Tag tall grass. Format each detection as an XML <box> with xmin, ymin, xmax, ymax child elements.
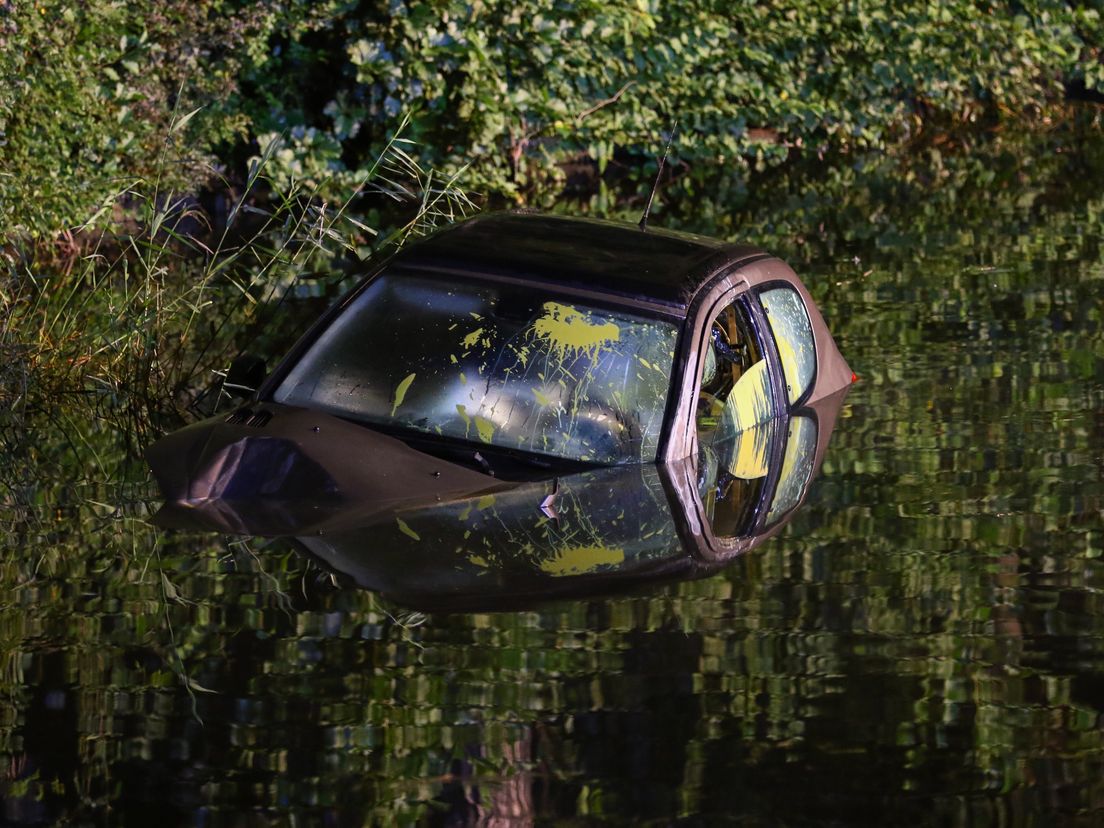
<box><xmin>2</xmin><ymin>115</ymin><xmax>475</xmax><ymax>479</ymax></box>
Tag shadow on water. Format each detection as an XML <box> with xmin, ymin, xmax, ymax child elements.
<box><xmin>4</xmin><ymin>124</ymin><xmax>1104</xmax><ymax>824</ymax></box>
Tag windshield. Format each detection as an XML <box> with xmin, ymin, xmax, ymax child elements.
<box><xmin>272</xmin><ymin>272</ymin><xmax>681</xmax><ymax>464</ymax></box>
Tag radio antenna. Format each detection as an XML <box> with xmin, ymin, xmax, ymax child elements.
<box><xmin>639</xmin><ymin>119</ymin><xmax>679</xmax><ymax>231</ymax></box>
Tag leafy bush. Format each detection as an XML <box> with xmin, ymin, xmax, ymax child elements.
<box><xmin>0</xmin><ymin>0</ymin><xmax>266</xmax><ymax>237</ymax></box>
<box><xmin>2</xmin><ymin>0</ymin><xmax>1102</xmax><ymax>238</ymax></box>
<box><xmin>0</xmin><ymin>121</ymin><xmax>473</xmax><ymax>470</ymax></box>
<box><xmin>246</xmin><ymin>0</ymin><xmax>1104</xmax><ymax>203</ymax></box>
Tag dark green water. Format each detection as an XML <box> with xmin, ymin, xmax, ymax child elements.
<box><xmin>4</xmin><ymin>132</ymin><xmax>1104</xmax><ymax>825</ymax></box>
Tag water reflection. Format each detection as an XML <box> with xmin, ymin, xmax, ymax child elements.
<box><xmin>155</xmin><ymin>392</ymin><xmax>847</xmax><ymax>612</ymax></box>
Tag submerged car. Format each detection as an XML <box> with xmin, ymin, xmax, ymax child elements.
<box><xmin>148</xmin><ymin>212</ymin><xmax>853</xmax><ymax>604</ymax></box>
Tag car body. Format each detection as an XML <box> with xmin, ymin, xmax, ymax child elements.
<box><xmin>148</xmin><ymin>212</ymin><xmax>853</xmax><ymax>606</ymax></box>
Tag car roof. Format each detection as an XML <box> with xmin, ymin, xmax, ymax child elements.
<box><xmin>387</xmin><ymin>211</ymin><xmax>769</xmax><ymax>314</ymax></box>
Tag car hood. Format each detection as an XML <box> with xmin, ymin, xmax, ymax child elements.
<box><xmin>147</xmin><ymin>403</ymin><xmax>511</xmax><ymax>535</ymax></box>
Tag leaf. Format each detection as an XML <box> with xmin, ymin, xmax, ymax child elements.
<box><xmin>345</xmin><ymin>214</ymin><xmax>378</xmax><ymax>236</ymax></box>
<box><xmin>170</xmin><ymin>106</ymin><xmax>203</xmax><ymax>134</ymax></box>
<box><xmin>160</xmin><ymin>572</ymin><xmax>179</xmax><ymax>602</ymax></box>
<box><xmin>185</xmin><ymin>677</ymin><xmax>218</xmax><ymax>694</ymax></box>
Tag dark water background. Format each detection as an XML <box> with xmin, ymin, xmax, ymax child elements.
<box><xmin>3</xmin><ymin>130</ymin><xmax>1104</xmax><ymax>825</ymax></box>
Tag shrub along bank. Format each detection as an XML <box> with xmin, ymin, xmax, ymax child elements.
<box><xmin>1</xmin><ymin>0</ymin><xmax>1102</xmax><ymax>238</ymax></box>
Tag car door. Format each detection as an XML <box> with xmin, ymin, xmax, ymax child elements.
<box><xmin>682</xmin><ymin>279</ymin><xmax>824</xmax><ymax>555</ymax></box>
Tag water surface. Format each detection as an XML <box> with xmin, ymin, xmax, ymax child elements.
<box><xmin>3</xmin><ymin>133</ymin><xmax>1104</xmax><ymax>825</ymax></box>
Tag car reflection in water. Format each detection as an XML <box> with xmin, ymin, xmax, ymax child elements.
<box><xmin>153</xmin><ymin>388</ymin><xmax>847</xmax><ymax>613</ymax></box>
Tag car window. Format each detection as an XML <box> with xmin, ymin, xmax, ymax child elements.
<box><xmin>696</xmin><ymin>417</ymin><xmax>776</xmax><ymax>542</ymax></box>
<box><xmin>765</xmin><ymin>414</ymin><xmax>818</xmax><ymax>523</ymax></box>
<box><xmin>272</xmin><ymin>273</ymin><xmax>679</xmax><ymax>464</ymax></box>
<box><xmin>759</xmin><ymin>285</ymin><xmax>816</xmax><ymax>405</ymax></box>
<box><xmin>696</xmin><ymin>299</ymin><xmax>775</xmax><ymax>453</ymax></box>
<box><xmin>694</xmin><ymin>299</ymin><xmax>778</xmax><ymax>539</ymax></box>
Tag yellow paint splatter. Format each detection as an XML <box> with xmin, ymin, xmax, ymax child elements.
<box><xmin>726</xmin><ymin>422</ymin><xmax>772</xmax><ymax>480</ymax></box>
<box><xmin>532</xmin><ymin>302</ymin><xmax>620</xmax><ymax>359</ymax></box>
<box><xmin>533</xmin><ymin>388</ymin><xmax>552</xmax><ymax>406</ymax></box>
<box><xmin>725</xmin><ymin>360</ymin><xmax>774</xmax><ymax>433</ymax></box>
<box><xmin>396</xmin><ymin>517</ymin><xmax>421</xmax><ymax>541</ymax></box>
<box><xmin>461</xmin><ymin>328</ymin><xmax>484</xmax><ymax>349</ymax></box>
<box><xmin>474</xmin><ymin>415</ymin><xmax>495</xmax><ymax>443</ymax></box>
<box><xmin>469</xmin><ymin>555</ymin><xmax>488</xmax><ymax>567</ymax></box>
<box><xmin>449</xmin><ymin>354</ymin><xmax>459</xmax><ymax>364</ymax></box>
<box><xmin>460</xmin><ymin>372</ymin><xmax>467</xmax><ymax>385</ymax></box>
<box><xmin>476</xmin><ymin>494</ymin><xmax>496</xmax><ymax>510</ymax></box>
<box><xmin>390</xmin><ymin>372</ymin><xmax>416</xmax><ymax>417</ymax></box>
<box><xmin>512</xmin><ymin>344</ymin><xmax>531</xmax><ymax>366</ymax></box>
<box><xmin>539</xmin><ymin>545</ymin><xmax>625</xmax><ymax>576</ymax></box>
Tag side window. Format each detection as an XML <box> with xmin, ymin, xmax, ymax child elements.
<box><xmin>695</xmin><ymin>299</ymin><xmax>776</xmax><ymax>541</ymax></box>
<box><xmin>760</xmin><ymin>286</ymin><xmax>816</xmax><ymax>405</ymax></box>
<box><xmin>695</xmin><ymin>300</ymin><xmax>774</xmax><ymax>446</ymax></box>
<box><xmin>765</xmin><ymin>414</ymin><xmax>818</xmax><ymax>523</ymax></box>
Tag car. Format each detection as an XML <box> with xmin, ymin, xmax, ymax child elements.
<box><xmin>147</xmin><ymin>211</ymin><xmax>853</xmax><ymax>603</ymax></box>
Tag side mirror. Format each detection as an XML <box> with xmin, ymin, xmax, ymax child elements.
<box><xmin>224</xmin><ymin>354</ymin><xmax>267</xmax><ymax>399</ymax></box>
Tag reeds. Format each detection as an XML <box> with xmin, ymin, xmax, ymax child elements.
<box><xmin>2</xmin><ymin>114</ymin><xmax>475</xmax><ymax>477</ymax></box>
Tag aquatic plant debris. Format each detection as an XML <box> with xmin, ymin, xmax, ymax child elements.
<box><xmin>532</xmin><ymin>302</ymin><xmax>620</xmax><ymax>359</ymax></box>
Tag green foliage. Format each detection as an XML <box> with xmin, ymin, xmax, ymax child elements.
<box><xmin>3</xmin><ymin>1</ymin><xmax>1102</xmax><ymax>238</ymax></box>
<box><xmin>246</xmin><ymin>0</ymin><xmax>1104</xmax><ymax>203</ymax></box>
<box><xmin>0</xmin><ymin>0</ymin><xmax>267</xmax><ymax>237</ymax></box>
<box><xmin>2</xmin><ymin>89</ymin><xmax>1104</xmax><ymax>826</ymax></box>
